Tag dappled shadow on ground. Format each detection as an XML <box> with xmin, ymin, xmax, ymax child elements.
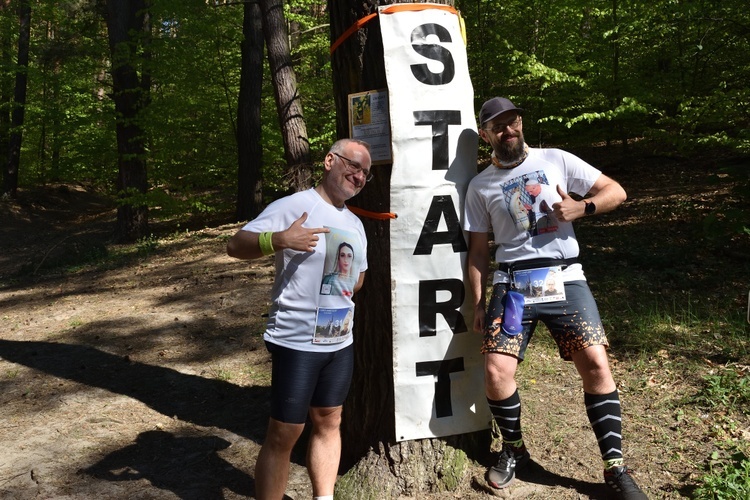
<box><xmin>85</xmin><ymin>430</ymin><xmax>254</xmax><ymax>499</ymax></box>
<box><xmin>0</xmin><ymin>339</ymin><xmax>269</xmax><ymax>442</ymax></box>
<box><xmin>516</xmin><ymin>459</ymin><xmax>605</xmax><ymax>498</ymax></box>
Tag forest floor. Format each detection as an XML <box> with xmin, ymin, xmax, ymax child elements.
<box><xmin>0</xmin><ymin>145</ymin><xmax>749</xmax><ymax>499</ymax></box>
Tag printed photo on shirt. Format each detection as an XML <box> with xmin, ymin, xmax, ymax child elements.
<box><xmin>502</xmin><ymin>171</ymin><xmax>560</xmax><ymax>237</ymax></box>
<box><xmin>320</xmin><ymin>228</ymin><xmax>361</xmax><ymax>297</ymax></box>
<box><xmin>313</xmin><ymin>306</ymin><xmax>354</xmax><ymax>344</ymax></box>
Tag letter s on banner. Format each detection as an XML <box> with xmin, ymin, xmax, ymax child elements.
<box><xmin>410</xmin><ymin>23</ymin><xmax>455</xmax><ymax>85</ymax></box>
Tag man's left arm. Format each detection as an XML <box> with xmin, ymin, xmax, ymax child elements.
<box><xmin>553</xmin><ymin>174</ymin><xmax>627</xmax><ymax>222</ymax></box>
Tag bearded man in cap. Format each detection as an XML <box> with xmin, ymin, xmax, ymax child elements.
<box><xmin>463</xmin><ymin>97</ymin><xmax>648</xmax><ymax>499</ymax></box>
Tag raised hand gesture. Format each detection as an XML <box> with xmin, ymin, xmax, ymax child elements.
<box><xmin>552</xmin><ymin>185</ymin><xmax>584</xmax><ymax>222</ymax></box>
<box><xmin>277</xmin><ymin>212</ymin><xmax>330</xmax><ymax>252</ymax></box>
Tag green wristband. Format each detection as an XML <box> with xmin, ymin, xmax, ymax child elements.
<box><xmin>259</xmin><ymin>231</ymin><xmax>275</xmax><ymax>256</ymax></box>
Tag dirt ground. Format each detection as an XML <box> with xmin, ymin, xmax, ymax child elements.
<box><xmin>0</xmin><ymin>151</ymin><xmax>747</xmax><ymax>499</ymax></box>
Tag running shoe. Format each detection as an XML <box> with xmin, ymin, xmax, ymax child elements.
<box><xmin>486</xmin><ymin>444</ymin><xmax>530</xmax><ymax>489</ymax></box>
<box><xmin>604</xmin><ymin>465</ymin><xmax>648</xmax><ymax>499</ymax></box>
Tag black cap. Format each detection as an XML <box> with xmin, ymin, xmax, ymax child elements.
<box><xmin>479</xmin><ymin>97</ymin><xmax>524</xmax><ymax>126</ymax></box>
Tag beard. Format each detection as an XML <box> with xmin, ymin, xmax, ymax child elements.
<box><xmin>495</xmin><ymin>129</ymin><xmax>526</xmax><ymax>163</ymax></box>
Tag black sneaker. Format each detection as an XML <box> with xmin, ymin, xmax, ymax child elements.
<box><xmin>604</xmin><ymin>465</ymin><xmax>648</xmax><ymax>499</ymax></box>
<box><xmin>486</xmin><ymin>445</ymin><xmax>530</xmax><ymax>489</ymax></box>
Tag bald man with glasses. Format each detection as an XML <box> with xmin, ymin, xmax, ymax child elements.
<box><xmin>227</xmin><ymin>138</ymin><xmax>372</xmax><ymax>500</ymax></box>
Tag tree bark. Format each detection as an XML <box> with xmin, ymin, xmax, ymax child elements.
<box><xmin>235</xmin><ymin>0</ymin><xmax>264</xmax><ymax>221</ymax></box>
<box><xmin>0</xmin><ymin>0</ymin><xmax>14</xmax><ymax>196</ymax></box>
<box><xmin>329</xmin><ymin>1</ymin><xmax>490</xmax><ymax>496</ymax></box>
<box><xmin>260</xmin><ymin>0</ymin><xmax>312</xmax><ymax>192</ymax></box>
<box><xmin>330</xmin><ymin>0</ymin><xmax>392</xmax><ymax>466</ymax></box>
<box><xmin>104</xmin><ymin>0</ymin><xmax>150</xmax><ymax>242</ymax></box>
<box><xmin>3</xmin><ymin>0</ymin><xmax>30</xmax><ymax>199</ymax></box>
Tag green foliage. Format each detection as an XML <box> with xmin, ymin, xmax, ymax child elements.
<box><xmin>460</xmin><ymin>0</ymin><xmax>750</xmax><ymax>149</ymax></box>
<box><xmin>2</xmin><ymin>0</ymin><xmax>749</xmax><ymax>221</ymax></box>
<box><xmin>702</xmin><ymin>161</ymin><xmax>750</xmax><ymax>241</ymax></box>
<box><xmin>5</xmin><ymin>0</ymin><xmax>336</xmax><ymax>216</ymax></box>
<box><xmin>136</xmin><ymin>234</ymin><xmax>160</xmax><ymax>256</ymax></box>
<box><xmin>694</xmin><ymin>447</ymin><xmax>750</xmax><ymax>500</ymax></box>
<box><xmin>540</xmin><ymin>97</ymin><xmax>651</xmax><ymax>129</ymax></box>
<box><xmin>695</xmin><ymin>369</ymin><xmax>750</xmax><ymax>412</ymax></box>
<box><xmin>13</xmin><ymin>1</ymin><xmax>116</xmax><ymax>188</ymax></box>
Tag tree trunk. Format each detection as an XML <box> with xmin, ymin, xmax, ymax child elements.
<box><xmin>330</xmin><ymin>1</ymin><xmax>490</xmax><ymax>496</ymax></box>
<box><xmin>235</xmin><ymin>0</ymin><xmax>264</xmax><ymax>221</ymax></box>
<box><xmin>610</xmin><ymin>0</ymin><xmax>625</xmax><ymax>150</ymax></box>
<box><xmin>331</xmin><ymin>0</ymin><xmax>394</xmax><ymax>465</ymax></box>
<box><xmin>3</xmin><ymin>0</ymin><xmax>30</xmax><ymax>199</ymax></box>
<box><xmin>0</xmin><ymin>0</ymin><xmax>13</xmax><ymax>195</ymax></box>
<box><xmin>260</xmin><ymin>0</ymin><xmax>312</xmax><ymax>192</ymax></box>
<box><xmin>105</xmin><ymin>0</ymin><xmax>150</xmax><ymax>242</ymax></box>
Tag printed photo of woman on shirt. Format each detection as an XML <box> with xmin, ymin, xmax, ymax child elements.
<box><xmin>320</xmin><ymin>229</ymin><xmax>361</xmax><ymax>297</ymax></box>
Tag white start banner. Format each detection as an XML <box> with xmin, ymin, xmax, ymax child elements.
<box><xmin>379</xmin><ymin>4</ymin><xmax>490</xmax><ymax>442</ymax></box>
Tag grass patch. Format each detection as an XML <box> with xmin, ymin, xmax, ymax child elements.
<box><xmin>694</xmin><ymin>446</ymin><xmax>750</xmax><ymax>500</ymax></box>
<box><xmin>207</xmin><ymin>366</ymin><xmax>233</xmax><ymax>381</ymax></box>
<box><xmin>695</xmin><ymin>368</ymin><xmax>750</xmax><ymax>412</ymax></box>
<box><xmin>600</xmin><ymin>291</ymin><xmax>749</xmax><ymax>362</ymax></box>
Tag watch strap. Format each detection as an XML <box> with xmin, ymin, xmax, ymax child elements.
<box><xmin>584</xmin><ymin>200</ymin><xmax>596</xmax><ymax>215</ymax></box>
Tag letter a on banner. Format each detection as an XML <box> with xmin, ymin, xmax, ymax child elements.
<box><xmin>380</xmin><ymin>4</ymin><xmax>490</xmax><ymax>442</ymax></box>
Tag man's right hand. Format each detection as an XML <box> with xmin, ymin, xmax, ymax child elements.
<box><xmin>473</xmin><ymin>305</ymin><xmax>486</xmax><ymax>334</ymax></box>
<box><xmin>276</xmin><ymin>212</ymin><xmax>330</xmax><ymax>253</ymax></box>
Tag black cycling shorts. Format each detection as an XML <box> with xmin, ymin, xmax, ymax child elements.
<box><xmin>266</xmin><ymin>341</ymin><xmax>354</xmax><ymax>424</ymax></box>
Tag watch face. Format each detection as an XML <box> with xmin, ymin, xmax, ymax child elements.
<box><xmin>585</xmin><ymin>201</ymin><xmax>596</xmax><ymax>215</ymax></box>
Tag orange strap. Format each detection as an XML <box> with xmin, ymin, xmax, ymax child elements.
<box><xmin>330</xmin><ymin>13</ymin><xmax>377</xmax><ymax>55</ymax></box>
<box><xmin>330</xmin><ymin>4</ymin><xmax>458</xmax><ymax>55</ymax></box>
<box><xmin>347</xmin><ymin>204</ymin><xmax>397</xmax><ymax>220</ymax></box>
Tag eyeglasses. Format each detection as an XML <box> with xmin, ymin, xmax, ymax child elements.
<box><xmin>484</xmin><ymin>115</ymin><xmax>522</xmax><ymax>134</ymax></box>
<box><xmin>332</xmin><ymin>152</ymin><xmax>374</xmax><ymax>182</ymax></box>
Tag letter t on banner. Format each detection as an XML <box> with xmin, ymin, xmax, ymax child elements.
<box><xmin>379</xmin><ymin>4</ymin><xmax>490</xmax><ymax>442</ymax></box>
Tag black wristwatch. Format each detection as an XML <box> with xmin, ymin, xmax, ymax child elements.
<box><xmin>584</xmin><ymin>200</ymin><xmax>596</xmax><ymax>215</ymax></box>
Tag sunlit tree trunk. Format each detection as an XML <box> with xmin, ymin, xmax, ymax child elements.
<box><xmin>236</xmin><ymin>1</ymin><xmax>264</xmax><ymax>221</ymax></box>
<box><xmin>260</xmin><ymin>0</ymin><xmax>312</xmax><ymax>192</ymax></box>
<box><xmin>105</xmin><ymin>0</ymin><xmax>151</xmax><ymax>241</ymax></box>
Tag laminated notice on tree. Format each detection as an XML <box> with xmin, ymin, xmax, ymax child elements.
<box><xmin>380</xmin><ymin>4</ymin><xmax>490</xmax><ymax>442</ymax></box>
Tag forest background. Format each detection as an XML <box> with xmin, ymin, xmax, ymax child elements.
<box><xmin>2</xmin><ymin>0</ymin><xmax>749</xmax><ymax>234</ymax></box>
<box><xmin>1</xmin><ymin>0</ymin><xmax>749</xmax><ymax>498</ymax></box>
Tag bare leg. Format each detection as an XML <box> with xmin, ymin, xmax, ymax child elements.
<box><xmin>571</xmin><ymin>345</ymin><xmax>616</xmax><ymax>394</ymax></box>
<box><xmin>307</xmin><ymin>406</ymin><xmax>343</xmax><ymax>497</ymax></box>
<box><xmin>484</xmin><ymin>352</ymin><xmax>520</xmax><ymax>400</ymax></box>
<box><xmin>254</xmin><ymin>417</ymin><xmax>305</xmax><ymax>500</ymax></box>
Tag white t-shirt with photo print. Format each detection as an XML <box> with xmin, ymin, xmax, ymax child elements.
<box><xmin>242</xmin><ymin>188</ymin><xmax>368</xmax><ymax>352</ymax></box>
<box><xmin>463</xmin><ymin>147</ymin><xmax>601</xmax><ymax>282</ymax></box>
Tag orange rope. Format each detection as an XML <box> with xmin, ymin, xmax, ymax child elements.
<box><xmin>330</xmin><ymin>13</ymin><xmax>377</xmax><ymax>55</ymax></box>
<box><xmin>330</xmin><ymin>5</ymin><xmax>458</xmax><ymax>55</ymax></box>
<box><xmin>347</xmin><ymin>204</ymin><xmax>397</xmax><ymax>220</ymax></box>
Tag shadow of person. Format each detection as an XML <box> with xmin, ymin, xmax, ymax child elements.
<box><xmin>515</xmin><ymin>458</ymin><xmax>609</xmax><ymax>498</ymax></box>
<box><xmin>0</xmin><ymin>339</ymin><xmax>269</xmax><ymax>441</ymax></box>
<box><xmin>85</xmin><ymin>430</ymin><xmax>253</xmax><ymax>499</ymax></box>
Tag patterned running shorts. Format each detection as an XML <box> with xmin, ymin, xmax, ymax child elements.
<box><xmin>481</xmin><ymin>280</ymin><xmax>608</xmax><ymax>361</ymax></box>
